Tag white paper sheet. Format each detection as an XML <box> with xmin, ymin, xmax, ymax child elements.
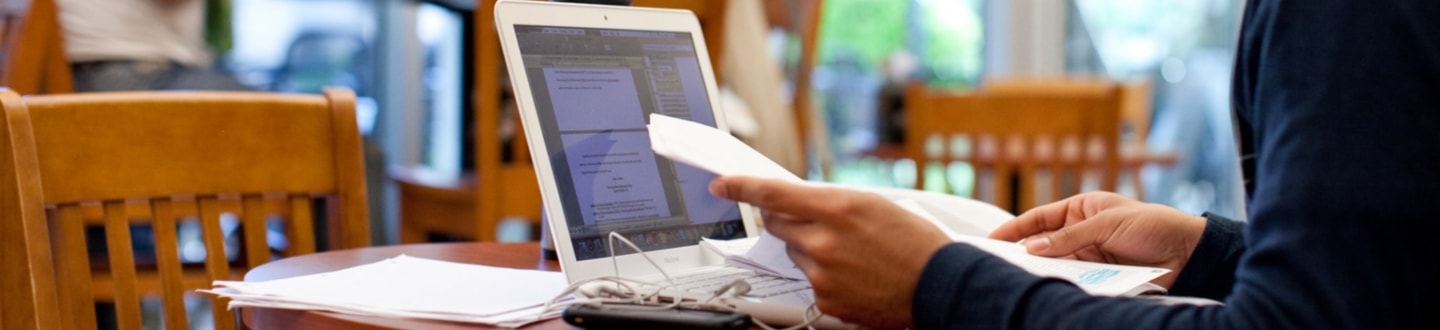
<box><xmin>201</xmin><ymin>255</ymin><xmax>569</xmax><ymax>327</ymax></box>
<box><xmin>648</xmin><ymin>114</ymin><xmax>803</xmax><ymax>183</ymax></box>
<box><xmin>701</xmin><ymin>236</ymin><xmax>759</xmax><ymax>257</ymax></box>
<box><xmin>702</xmin><ymin>235</ymin><xmax>806</xmax><ymax>280</ymax></box>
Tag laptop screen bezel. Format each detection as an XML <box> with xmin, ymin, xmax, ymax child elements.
<box><xmin>494</xmin><ymin>0</ymin><xmax>759</xmax><ymax>283</ymax></box>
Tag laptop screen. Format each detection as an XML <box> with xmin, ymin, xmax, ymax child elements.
<box><xmin>514</xmin><ymin>25</ymin><xmax>745</xmax><ymax>261</ymax></box>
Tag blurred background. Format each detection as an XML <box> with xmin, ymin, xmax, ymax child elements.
<box><xmin>2</xmin><ymin>0</ymin><xmax>1251</xmax><ymax>328</ymax></box>
<box><xmin>219</xmin><ymin>0</ymin><xmax>1245</xmax><ymax>242</ymax></box>
<box><xmin>3</xmin><ymin>0</ymin><xmax>1248</xmax><ymax>245</ymax></box>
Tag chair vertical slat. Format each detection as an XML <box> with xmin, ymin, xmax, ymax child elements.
<box><xmin>976</xmin><ymin>134</ymin><xmax>1000</xmax><ymax>206</ymax></box>
<box><xmin>150</xmin><ymin>199</ymin><xmax>190</xmax><ymax>330</ymax></box>
<box><xmin>1019</xmin><ymin>167</ymin><xmax>1037</xmax><ymax>212</ymax></box>
<box><xmin>1049</xmin><ymin>161</ymin><xmax>1064</xmax><ymax>207</ymax></box>
<box><xmin>102</xmin><ymin>202</ymin><xmax>142</xmax><ymax>330</ymax></box>
<box><xmin>1032</xmin><ymin>137</ymin><xmax>1053</xmax><ymax>207</ymax></box>
<box><xmin>993</xmin><ymin>162</ymin><xmax>1014</xmax><ymax>215</ymax></box>
<box><xmin>286</xmin><ymin>195</ymin><xmax>316</xmax><ymax>256</ymax></box>
<box><xmin>937</xmin><ymin>135</ymin><xmax>956</xmax><ymax>194</ymax></box>
<box><xmin>1062</xmin><ymin>135</ymin><xmax>1082</xmax><ymax>198</ymax></box>
<box><xmin>52</xmin><ymin>205</ymin><xmax>96</xmax><ymax>330</ymax></box>
<box><xmin>198</xmin><ymin>197</ymin><xmax>238</xmax><ymax>330</ymax></box>
<box><xmin>241</xmin><ymin>195</ymin><xmax>270</xmax><ymax>268</ymax></box>
<box><xmin>911</xmin><ymin>132</ymin><xmax>931</xmax><ymax>194</ymax></box>
<box><xmin>169</xmin><ymin>196</ymin><xmax>199</xmax><ymax>218</ymax></box>
<box><xmin>80</xmin><ymin>202</ymin><xmax>104</xmax><ymax>225</ymax></box>
<box><xmin>326</xmin><ymin>197</ymin><xmax>343</xmax><ymax>250</ymax></box>
<box><xmin>262</xmin><ymin>194</ymin><xmax>287</xmax><ymax>215</ymax></box>
<box><xmin>1016</xmin><ymin>136</ymin><xmax>1038</xmax><ymax>212</ymax></box>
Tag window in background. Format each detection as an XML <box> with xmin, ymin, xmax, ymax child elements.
<box><xmin>415</xmin><ymin>3</ymin><xmax>466</xmax><ymax>177</ymax></box>
<box><xmin>1066</xmin><ymin>0</ymin><xmax>1245</xmax><ymax>218</ymax></box>
<box><xmin>227</xmin><ymin>0</ymin><xmax>378</xmax><ymax>135</ymax></box>
<box><xmin>815</xmin><ymin>0</ymin><xmax>984</xmax><ymax>187</ymax></box>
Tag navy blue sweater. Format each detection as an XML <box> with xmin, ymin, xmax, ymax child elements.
<box><xmin>913</xmin><ymin>1</ymin><xmax>1440</xmax><ymax>328</ymax></box>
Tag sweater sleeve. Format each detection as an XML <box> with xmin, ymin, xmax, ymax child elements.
<box><xmin>1166</xmin><ymin>213</ymin><xmax>1245</xmax><ymax>300</ymax></box>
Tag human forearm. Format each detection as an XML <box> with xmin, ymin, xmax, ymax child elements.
<box><xmin>913</xmin><ymin>243</ymin><xmax>1240</xmax><ymax>329</ymax></box>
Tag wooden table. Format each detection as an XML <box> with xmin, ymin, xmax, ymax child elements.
<box><xmin>241</xmin><ymin>242</ymin><xmax>572</xmax><ymax>329</ymax></box>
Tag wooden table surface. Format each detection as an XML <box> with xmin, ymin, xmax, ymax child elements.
<box><xmin>241</xmin><ymin>242</ymin><xmax>573</xmax><ymax>329</ymax></box>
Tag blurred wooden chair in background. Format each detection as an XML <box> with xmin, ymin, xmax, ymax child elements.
<box><xmin>980</xmin><ymin>77</ymin><xmax>1174</xmax><ymax>200</ymax></box>
<box><xmin>0</xmin><ymin>89</ymin><xmax>369</xmax><ymax>330</ymax></box>
<box><xmin>0</xmin><ymin>0</ymin><xmax>73</xmax><ymax>95</ymax></box>
<box><xmin>905</xmin><ymin>83</ymin><xmax>1122</xmax><ymax>214</ymax></box>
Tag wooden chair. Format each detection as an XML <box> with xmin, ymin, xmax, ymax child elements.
<box><xmin>905</xmin><ymin>83</ymin><xmax>1122</xmax><ymax>214</ymax></box>
<box><xmin>0</xmin><ymin>0</ymin><xmax>73</xmax><ymax>94</ymax></box>
<box><xmin>0</xmin><ymin>88</ymin><xmax>370</xmax><ymax>330</ymax></box>
<box><xmin>980</xmin><ymin>77</ymin><xmax>1176</xmax><ymax>200</ymax></box>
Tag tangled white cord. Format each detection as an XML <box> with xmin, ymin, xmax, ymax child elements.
<box><xmin>536</xmin><ymin>232</ymin><xmax>826</xmax><ymax>330</ymax></box>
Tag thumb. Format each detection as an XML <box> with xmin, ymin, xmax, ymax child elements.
<box><xmin>1023</xmin><ymin>215</ymin><xmax>1118</xmax><ymax>257</ymax></box>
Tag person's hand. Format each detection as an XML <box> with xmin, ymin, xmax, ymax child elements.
<box><xmin>989</xmin><ymin>192</ymin><xmax>1207</xmax><ymax>288</ymax></box>
<box><xmin>710</xmin><ymin>176</ymin><xmax>951</xmax><ymax>329</ymax></box>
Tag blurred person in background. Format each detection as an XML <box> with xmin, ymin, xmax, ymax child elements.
<box><xmin>57</xmin><ymin>0</ymin><xmax>249</xmax><ymax>91</ymax></box>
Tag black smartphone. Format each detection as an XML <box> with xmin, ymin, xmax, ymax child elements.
<box><xmin>562</xmin><ymin>304</ymin><xmax>752</xmax><ymax>330</ymax></box>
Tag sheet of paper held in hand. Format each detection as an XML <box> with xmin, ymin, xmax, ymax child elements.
<box><xmin>650</xmin><ymin>114</ymin><xmax>1169</xmax><ymax>296</ymax></box>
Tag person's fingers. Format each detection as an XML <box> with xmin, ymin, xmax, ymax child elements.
<box><xmin>763</xmin><ymin>211</ymin><xmax>811</xmax><ymax>242</ymax></box>
<box><xmin>990</xmin><ymin>192</ymin><xmax>1130</xmax><ymax>241</ymax></box>
<box><xmin>710</xmin><ymin>176</ymin><xmax>813</xmax><ymax>209</ymax></box>
<box><xmin>1022</xmin><ymin>232</ymin><xmax>1055</xmax><ymax>243</ymax></box>
<box><xmin>785</xmin><ymin>244</ymin><xmax>820</xmax><ymax>280</ymax></box>
<box><xmin>711</xmin><ymin>175</ymin><xmax>871</xmax><ymax>221</ymax></box>
<box><xmin>990</xmin><ymin>197</ymin><xmax>1084</xmax><ymax>241</ymax></box>
<box><xmin>1024</xmin><ymin>211</ymin><xmax>1122</xmax><ymax>258</ymax></box>
<box><xmin>759</xmin><ymin>209</ymin><xmax>807</xmax><ymax>225</ymax></box>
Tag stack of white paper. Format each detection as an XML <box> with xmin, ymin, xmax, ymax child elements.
<box><xmin>201</xmin><ymin>255</ymin><xmax>569</xmax><ymax>327</ymax></box>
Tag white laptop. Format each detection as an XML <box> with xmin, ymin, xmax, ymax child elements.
<box><xmin>493</xmin><ymin>0</ymin><xmax>849</xmax><ymax>327</ymax></box>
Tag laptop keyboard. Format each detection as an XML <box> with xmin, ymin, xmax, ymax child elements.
<box><xmin>668</xmin><ymin>268</ymin><xmax>811</xmax><ymax>298</ymax></box>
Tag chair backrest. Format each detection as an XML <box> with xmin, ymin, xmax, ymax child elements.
<box><xmin>0</xmin><ymin>0</ymin><xmax>73</xmax><ymax>94</ymax></box>
<box><xmin>981</xmin><ymin>77</ymin><xmax>1152</xmax><ymax>142</ymax></box>
<box><xmin>905</xmin><ymin>83</ymin><xmax>1121</xmax><ymax>213</ymax></box>
<box><xmin>0</xmin><ymin>89</ymin><xmax>370</xmax><ymax>330</ymax></box>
